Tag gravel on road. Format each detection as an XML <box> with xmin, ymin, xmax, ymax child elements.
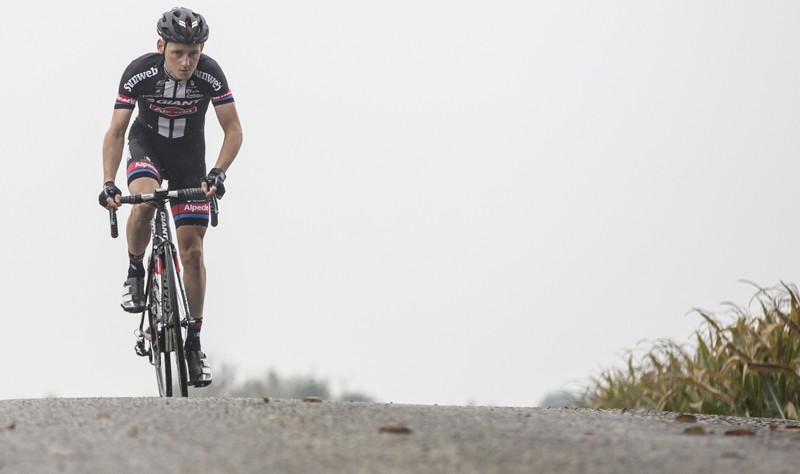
<box><xmin>1</xmin><ymin>398</ymin><xmax>799</xmax><ymax>473</ymax></box>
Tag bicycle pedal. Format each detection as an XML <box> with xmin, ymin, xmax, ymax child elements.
<box><xmin>134</xmin><ymin>341</ymin><xmax>150</xmax><ymax>357</ymax></box>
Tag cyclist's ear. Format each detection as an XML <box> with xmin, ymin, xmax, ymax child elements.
<box><xmin>157</xmin><ymin>38</ymin><xmax>165</xmax><ymax>54</ymax></box>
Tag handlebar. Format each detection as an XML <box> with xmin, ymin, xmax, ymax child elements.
<box><xmin>119</xmin><ymin>187</ymin><xmax>207</xmax><ymax>204</ymax></box>
<box><xmin>209</xmin><ymin>194</ymin><xmax>219</xmax><ymax>227</ymax></box>
<box><xmin>109</xmin><ymin>208</ymin><xmax>118</xmax><ymax>238</ymax></box>
<box><xmin>108</xmin><ymin>187</ymin><xmax>220</xmax><ymax>239</ymax></box>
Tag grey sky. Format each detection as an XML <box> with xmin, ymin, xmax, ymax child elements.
<box><xmin>1</xmin><ymin>1</ymin><xmax>799</xmax><ymax>406</ymax></box>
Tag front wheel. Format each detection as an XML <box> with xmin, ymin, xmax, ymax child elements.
<box><xmin>146</xmin><ymin>258</ymin><xmax>172</xmax><ymax>397</ymax></box>
<box><xmin>147</xmin><ymin>250</ymin><xmax>188</xmax><ymax>397</ymax></box>
<box><xmin>163</xmin><ymin>246</ymin><xmax>189</xmax><ymax>397</ymax></box>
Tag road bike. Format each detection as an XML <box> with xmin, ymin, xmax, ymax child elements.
<box><xmin>108</xmin><ymin>187</ymin><xmax>218</xmax><ymax>397</ymax></box>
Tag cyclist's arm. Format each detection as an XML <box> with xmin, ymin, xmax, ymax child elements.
<box><xmin>212</xmin><ymin>102</ymin><xmax>243</xmax><ymax>173</ymax></box>
<box><xmin>102</xmin><ymin>108</ymin><xmax>134</xmax><ymax>183</ymax></box>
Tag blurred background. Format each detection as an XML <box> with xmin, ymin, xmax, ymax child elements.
<box><xmin>1</xmin><ymin>1</ymin><xmax>799</xmax><ymax>406</ymax></box>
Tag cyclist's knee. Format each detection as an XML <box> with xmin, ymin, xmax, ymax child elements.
<box><xmin>177</xmin><ymin>229</ymin><xmax>205</xmax><ymax>268</ymax></box>
<box><xmin>128</xmin><ymin>176</ymin><xmax>159</xmax><ymax>194</ymax></box>
<box><xmin>180</xmin><ymin>242</ymin><xmax>204</xmax><ymax>269</ymax></box>
<box><xmin>130</xmin><ymin>201</ymin><xmax>156</xmax><ymax>222</ymax></box>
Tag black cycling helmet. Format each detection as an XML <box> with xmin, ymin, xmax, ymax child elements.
<box><xmin>157</xmin><ymin>7</ymin><xmax>209</xmax><ymax>44</ymax></box>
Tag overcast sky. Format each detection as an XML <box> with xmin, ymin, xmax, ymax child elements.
<box><xmin>2</xmin><ymin>1</ymin><xmax>799</xmax><ymax>406</ymax></box>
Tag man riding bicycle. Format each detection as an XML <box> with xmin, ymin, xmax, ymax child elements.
<box><xmin>98</xmin><ymin>7</ymin><xmax>243</xmax><ymax>388</ymax></box>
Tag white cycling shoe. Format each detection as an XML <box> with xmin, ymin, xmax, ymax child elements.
<box><xmin>187</xmin><ymin>350</ymin><xmax>213</xmax><ymax>387</ymax></box>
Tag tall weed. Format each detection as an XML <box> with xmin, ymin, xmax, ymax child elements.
<box><xmin>581</xmin><ymin>283</ymin><xmax>800</xmax><ymax>419</ymax></box>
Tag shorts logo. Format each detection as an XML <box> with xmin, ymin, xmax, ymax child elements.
<box><xmin>127</xmin><ymin>161</ymin><xmax>161</xmax><ymax>181</ymax></box>
<box><xmin>172</xmin><ymin>202</ymin><xmax>210</xmax><ymax>217</ymax></box>
<box><xmin>182</xmin><ymin>203</ymin><xmax>209</xmax><ymax>213</ymax></box>
<box><xmin>134</xmin><ymin>162</ymin><xmax>157</xmax><ymax>171</ymax></box>
<box><xmin>149</xmin><ymin>104</ymin><xmax>198</xmax><ymax>117</ymax></box>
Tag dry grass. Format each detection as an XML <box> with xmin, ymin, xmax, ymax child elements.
<box><xmin>580</xmin><ymin>282</ymin><xmax>800</xmax><ymax>419</ymax></box>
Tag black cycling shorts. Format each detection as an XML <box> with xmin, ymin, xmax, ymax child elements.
<box><xmin>125</xmin><ymin>123</ymin><xmax>210</xmax><ymax>228</ymax></box>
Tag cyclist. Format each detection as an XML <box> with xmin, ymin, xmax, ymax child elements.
<box><xmin>98</xmin><ymin>7</ymin><xmax>243</xmax><ymax>388</ymax></box>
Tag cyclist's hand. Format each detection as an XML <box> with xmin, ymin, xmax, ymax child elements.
<box><xmin>203</xmin><ymin>168</ymin><xmax>226</xmax><ymax>199</ymax></box>
<box><xmin>99</xmin><ymin>181</ymin><xmax>122</xmax><ymax>209</ymax></box>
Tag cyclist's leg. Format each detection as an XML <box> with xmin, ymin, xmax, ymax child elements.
<box><xmin>165</xmin><ymin>139</ymin><xmax>209</xmax><ymax>319</ymax></box>
<box><xmin>121</xmin><ymin>135</ymin><xmax>165</xmax><ymax>312</ymax></box>
<box><xmin>172</xmin><ymin>193</ymin><xmax>213</xmax><ymax>386</ymax></box>
<box><xmin>175</xmin><ymin>224</ymin><xmax>208</xmax><ymax>319</ymax></box>
<box><xmin>126</xmin><ymin>135</ymin><xmax>164</xmax><ymax>255</ymax></box>
<box><xmin>177</xmin><ymin>224</ymin><xmax>213</xmax><ymax>386</ymax></box>
<box><xmin>162</xmin><ymin>138</ymin><xmax>213</xmax><ymax>386</ymax></box>
<box><xmin>126</xmin><ymin>177</ymin><xmax>159</xmax><ymax>254</ymax></box>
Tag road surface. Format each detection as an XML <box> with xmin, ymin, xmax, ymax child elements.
<box><xmin>1</xmin><ymin>398</ymin><xmax>798</xmax><ymax>473</ymax></box>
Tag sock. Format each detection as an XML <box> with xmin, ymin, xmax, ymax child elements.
<box><xmin>128</xmin><ymin>252</ymin><xmax>145</xmax><ymax>278</ymax></box>
<box><xmin>186</xmin><ymin>318</ymin><xmax>203</xmax><ymax>351</ymax></box>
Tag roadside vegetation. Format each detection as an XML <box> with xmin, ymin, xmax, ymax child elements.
<box><xmin>195</xmin><ymin>364</ymin><xmax>374</xmax><ymax>402</ymax></box>
<box><xmin>580</xmin><ymin>283</ymin><xmax>800</xmax><ymax>419</ymax></box>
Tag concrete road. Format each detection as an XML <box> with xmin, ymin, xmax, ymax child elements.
<box><xmin>0</xmin><ymin>398</ymin><xmax>798</xmax><ymax>473</ymax></box>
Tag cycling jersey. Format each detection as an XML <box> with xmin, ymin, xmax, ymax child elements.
<box><xmin>114</xmin><ymin>52</ymin><xmax>234</xmax><ymax>140</ymax></box>
<box><xmin>115</xmin><ymin>52</ymin><xmax>234</xmax><ymax>227</ymax></box>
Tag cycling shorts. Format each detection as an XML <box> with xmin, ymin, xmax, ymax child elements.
<box><xmin>125</xmin><ymin>123</ymin><xmax>210</xmax><ymax>228</ymax></box>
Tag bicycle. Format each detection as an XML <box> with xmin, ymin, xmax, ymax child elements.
<box><xmin>108</xmin><ymin>187</ymin><xmax>218</xmax><ymax>397</ymax></box>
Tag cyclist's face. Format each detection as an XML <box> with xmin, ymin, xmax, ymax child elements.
<box><xmin>158</xmin><ymin>40</ymin><xmax>203</xmax><ymax>81</ymax></box>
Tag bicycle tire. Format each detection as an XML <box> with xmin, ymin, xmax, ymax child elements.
<box><xmin>147</xmin><ymin>255</ymin><xmax>171</xmax><ymax>397</ymax></box>
<box><xmin>164</xmin><ymin>351</ymin><xmax>173</xmax><ymax>397</ymax></box>
<box><xmin>163</xmin><ymin>246</ymin><xmax>189</xmax><ymax>397</ymax></box>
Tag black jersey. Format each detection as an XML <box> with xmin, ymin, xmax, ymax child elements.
<box><xmin>114</xmin><ymin>52</ymin><xmax>234</xmax><ymax>140</ymax></box>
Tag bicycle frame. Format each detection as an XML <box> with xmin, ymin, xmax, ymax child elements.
<box><xmin>146</xmin><ymin>197</ymin><xmax>191</xmax><ymax>396</ymax></box>
<box><xmin>110</xmin><ymin>187</ymin><xmax>217</xmax><ymax>397</ymax></box>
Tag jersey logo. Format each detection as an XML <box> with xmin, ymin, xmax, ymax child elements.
<box><xmin>212</xmin><ymin>91</ymin><xmax>233</xmax><ymax>103</ymax></box>
<box><xmin>116</xmin><ymin>94</ymin><xmax>136</xmax><ymax>106</ymax></box>
<box><xmin>148</xmin><ymin>104</ymin><xmax>198</xmax><ymax>117</ymax></box>
<box><xmin>193</xmin><ymin>70</ymin><xmax>223</xmax><ymax>92</ymax></box>
<box><xmin>123</xmin><ymin>67</ymin><xmax>159</xmax><ymax>92</ymax></box>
